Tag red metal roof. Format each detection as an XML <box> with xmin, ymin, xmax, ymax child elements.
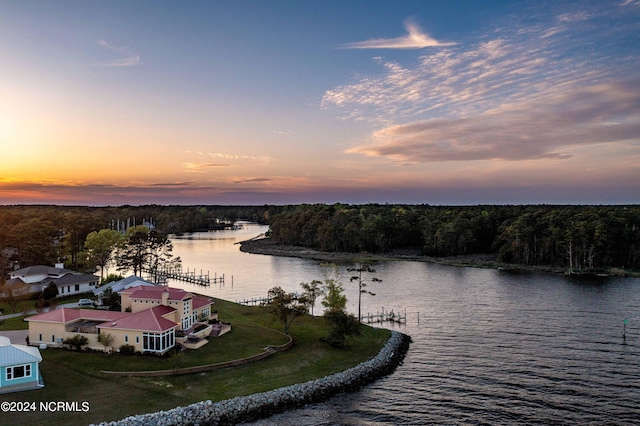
<box><xmin>126</xmin><ymin>286</ymin><xmax>192</xmax><ymax>302</ymax></box>
<box><xmin>192</xmin><ymin>295</ymin><xmax>213</xmax><ymax>310</ymax></box>
<box><xmin>25</xmin><ymin>308</ymin><xmax>129</xmax><ymax>324</ymax></box>
<box><xmin>97</xmin><ymin>305</ymin><xmax>178</xmax><ymax>332</ymax></box>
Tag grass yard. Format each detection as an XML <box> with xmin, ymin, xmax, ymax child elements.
<box><xmin>0</xmin><ymin>315</ymin><xmax>28</xmax><ymax>331</ymax></box>
<box><xmin>0</xmin><ymin>298</ymin><xmax>390</xmax><ymax>426</ymax></box>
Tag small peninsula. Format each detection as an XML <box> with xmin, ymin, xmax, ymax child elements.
<box><xmin>239</xmin><ymin>237</ymin><xmax>567</xmax><ymax>274</ymax></box>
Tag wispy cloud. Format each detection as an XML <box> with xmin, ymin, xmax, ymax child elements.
<box><xmin>341</xmin><ymin>19</ymin><xmax>456</xmax><ymax>49</ymax></box>
<box><xmin>324</xmin><ymin>3</ymin><xmax>640</xmax><ymax>165</ymax></box>
<box><xmin>233</xmin><ymin>177</ymin><xmax>273</xmax><ymax>184</ymax></box>
<box><xmin>148</xmin><ymin>182</ymin><xmax>195</xmax><ymax>187</ymax></box>
<box><xmin>350</xmin><ymin>80</ymin><xmax>640</xmax><ymax>163</ymax></box>
<box><xmin>95</xmin><ymin>39</ymin><xmax>140</xmax><ymax>67</ymax></box>
<box><xmin>208</xmin><ymin>152</ymin><xmax>256</xmax><ymax>160</ymax></box>
<box><xmin>182</xmin><ymin>162</ymin><xmax>231</xmax><ymax>172</ymax></box>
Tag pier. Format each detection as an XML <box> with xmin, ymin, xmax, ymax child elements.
<box><xmin>362</xmin><ymin>308</ymin><xmax>407</xmax><ymax>324</ymax></box>
<box><xmin>236</xmin><ymin>296</ymin><xmax>272</xmax><ymax>306</ymax></box>
<box><xmin>144</xmin><ymin>266</ymin><xmax>225</xmax><ymax>286</ymax></box>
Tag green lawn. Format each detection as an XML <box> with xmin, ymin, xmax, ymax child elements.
<box><xmin>0</xmin><ymin>298</ymin><xmax>390</xmax><ymax>426</ymax></box>
<box><xmin>0</xmin><ymin>315</ymin><xmax>28</xmax><ymax>331</ymax></box>
<box><xmin>0</xmin><ymin>293</ymin><xmax>95</xmax><ymax>316</ymax></box>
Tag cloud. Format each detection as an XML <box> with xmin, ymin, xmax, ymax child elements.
<box><xmin>148</xmin><ymin>182</ymin><xmax>195</xmax><ymax>187</ymax></box>
<box><xmin>341</xmin><ymin>19</ymin><xmax>456</xmax><ymax>49</ymax></box>
<box><xmin>182</xmin><ymin>162</ymin><xmax>231</xmax><ymax>172</ymax></box>
<box><xmin>349</xmin><ymin>80</ymin><xmax>640</xmax><ymax>163</ymax></box>
<box><xmin>95</xmin><ymin>39</ymin><xmax>140</xmax><ymax>67</ymax></box>
<box><xmin>324</xmin><ymin>2</ymin><xmax>640</xmax><ymax>165</ymax></box>
<box><xmin>233</xmin><ymin>177</ymin><xmax>273</xmax><ymax>184</ymax></box>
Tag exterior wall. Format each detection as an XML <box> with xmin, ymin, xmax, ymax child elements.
<box><xmin>98</xmin><ymin>328</ymin><xmax>176</xmax><ymax>354</ymax></box>
<box><xmin>96</xmin><ymin>329</ymin><xmax>144</xmax><ymax>353</ymax></box>
<box><xmin>28</xmin><ymin>321</ymin><xmax>102</xmax><ymax>349</ymax></box>
<box><xmin>9</xmin><ymin>273</ymin><xmax>47</xmax><ymax>284</ymax></box>
<box><xmin>0</xmin><ymin>362</ymin><xmax>39</xmax><ymax>389</ymax></box>
<box><xmin>28</xmin><ymin>322</ymin><xmax>68</xmax><ymax>347</ymax></box>
<box><xmin>120</xmin><ymin>293</ymin><xmax>133</xmax><ymax>312</ymax></box>
<box><xmin>131</xmin><ymin>298</ymin><xmax>166</xmax><ymax>314</ymax></box>
<box><xmin>56</xmin><ymin>282</ymin><xmax>96</xmax><ymax>298</ymax></box>
<box><xmin>194</xmin><ymin>306</ymin><xmax>212</xmax><ymax>322</ymax></box>
<box><xmin>162</xmin><ymin>310</ymin><xmax>179</xmax><ymax>324</ymax></box>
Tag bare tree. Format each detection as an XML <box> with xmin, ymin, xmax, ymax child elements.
<box><xmin>348</xmin><ymin>262</ymin><xmax>382</xmax><ymax>322</ymax></box>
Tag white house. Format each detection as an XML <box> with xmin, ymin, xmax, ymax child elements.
<box><xmin>93</xmin><ymin>276</ymin><xmax>158</xmax><ymax>305</ymax></box>
<box><xmin>7</xmin><ymin>264</ymin><xmax>99</xmax><ymax>297</ymax></box>
<box><xmin>0</xmin><ymin>336</ymin><xmax>44</xmax><ymax>394</ymax></box>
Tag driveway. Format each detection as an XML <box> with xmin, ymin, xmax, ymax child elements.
<box><xmin>0</xmin><ymin>329</ymin><xmax>29</xmax><ymax>344</ymax></box>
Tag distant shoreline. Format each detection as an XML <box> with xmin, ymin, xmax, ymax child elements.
<box><xmin>238</xmin><ymin>238</ymin><xmax>567</xmax><ymax>274</ymax></box>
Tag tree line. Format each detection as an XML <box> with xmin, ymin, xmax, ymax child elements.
<box><xmin>0</xmin><ymin>205</ymin><xmax>282</xmax><ymax>275</ymax></box>
<box><xmin>267</xmin><ymin>204</ymin><xmax>640</xmax><ymax>272</ymax></box>
<box><xmin>1</xmin><ymin>204</ymin><xmax>639</xmax><ymax>276</ymax></box>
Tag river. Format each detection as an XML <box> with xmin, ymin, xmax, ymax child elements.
<box><xmin>167</xmin><ymin>222</ymin><xmax>640</xmax><ymax>425</ymax></box>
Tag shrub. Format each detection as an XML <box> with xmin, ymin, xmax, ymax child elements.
<box><xmin>119</xmin><ymin>344</ymin><xmax>135</xmax><ymax>355</ymax></box>
<box><xmin>42</xmin><ymin>282</ymin><xmax>59</xmax><ymax>301</ymax></box>
<box><xmin>63</xmin><ymin>334</ymin><xmax>88</xmax><ymax>351</ymax></box>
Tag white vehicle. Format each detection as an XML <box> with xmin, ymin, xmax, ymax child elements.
<box><xmin>78</xmin><ymin>298</ymin><xmax>94</xmax><ymax>307</ymax></box>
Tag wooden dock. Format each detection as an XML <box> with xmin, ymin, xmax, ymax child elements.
<box><xmin>236</xmin><ymin>296</ymin><xmax>271</xmax><ymax>306</ymax></box>
<box><xmin>144</xmin><ymin>266</ymin><xmax>225</xmax><ymax>286</ymax></box>
<box><xmin>362</xmin><ymin>308</ymin><xmax>407</xmax><ymax>324</ymax></box>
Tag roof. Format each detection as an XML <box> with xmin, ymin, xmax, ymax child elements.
<box><xmin>192</xmin><ymin>295</ymin><xmax>214</xmax><ymax>310</ymax></box>
<box><xmin>125</xmin><ymin>286</ymin><xmax>192</xmax><ymax>302</ymax></box>
<box><xmin>25</xmin><ymin>308</ymin><xmax>129</xmax><ymax>324</ymax></box>
<box><xmin>0</xmin><ymin>338</ymin><xmax>42</xmax><ymax>367</ymax></box>
<box><xmin>52</xmin><ymin>273</ymin><xmax>99</xmax><ymax>286</ymax></box>
<box><xmin>97</xmin><ymin>305</ymin><xmax>178</xmax><ymax>333</ymax></box>
<box><xmin>93</xmin><ymin>276</ymin><xmax>157</xmax><ymax>296</ymax></box>
<box><xmin>10</xmin><ymin>265</ymin><xmax>72</xmax><ymax>277</ymax></box>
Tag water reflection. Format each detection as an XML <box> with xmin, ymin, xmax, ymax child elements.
<box><xmin>169</xmin><ymin>225</ymin><xmax>640</xmax><ymax>425</ymax></box>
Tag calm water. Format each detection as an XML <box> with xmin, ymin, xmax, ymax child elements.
<box><xmin>168</xmin><ymin>223</ymin><xmax>640</xmax><ymax>425</ymax></box>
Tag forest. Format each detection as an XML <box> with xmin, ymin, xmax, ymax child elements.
<box><xmin>0</xmin><ymin>204</ymin><xmax>639</xmax><ymax>276</ymax></box>
<box><xmin>0</xmin><ymin>205</ymin><xmax>280</xmax><ymax>275</ymax></box>
<box><xmin>267</xmin><ymin>204</ymin><xmax>640</xmax><ymax>273</ymax></box>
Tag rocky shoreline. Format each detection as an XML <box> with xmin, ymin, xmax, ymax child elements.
<box><xmin>239</xmin><ymin>238</ymin><xmax>566</xmax><ymax>274</ymax></box>
<box><xmin>93</xmin><ymin>331</ymin><xmax>411</xmax><ymax>426</ymax></box>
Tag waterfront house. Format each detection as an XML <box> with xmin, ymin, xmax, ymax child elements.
<box><xmin>0</xmin><ymin>336</ymin><xmax>44</xmax><ymax>394</ymax></box>
<box><xmin>25</xmin><ymin>285</ymin><xmax>217</xmax><ymax>355</ymax></box>
<box><xmin>7</xmin><ymin>264</ymin><xmax>99</xmax><ymax>297</ymax></box>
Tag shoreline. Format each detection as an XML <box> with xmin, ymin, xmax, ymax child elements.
<box><xmin>94</xmin><ymin>331</ymin><xmax>411</xmax><ymax>426</ymax></box>
<box><xmin>239</xmin><ymin>238</ymin><xmax>567</xmax><ymax>275</ymax></box>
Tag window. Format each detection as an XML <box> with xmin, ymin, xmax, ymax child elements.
<box><xmin>6</xmin><ymin>364</ymin><xmax>31</xmax><ymax>380</ymax></box>
<box><xmin>142</xmin><ymin>330</ymin><xmax>175</xmax><ymax>353</ymax></box>
<box><xmin>39</xmin><ymin>334</ymin><xmax>42</xmax><ymax>341</ymax></box>
<box><xmin>75</xmin><ymin>284</ymin><xmax>80</xmax><ymax>291</ymax></box>
<box><xmin>124</xmin><ymin>335</ymin><xmax>128</xmax><ymax>343</ymax></box>
<box><xmin>51</xmin><ymin>335</ymin><xmax>55</xmax><ymax>342</ymax></box>
<box><xmin>136</xmin><ymin>335</ymin><xmax>140</xmax><ymax>344</ymax></box>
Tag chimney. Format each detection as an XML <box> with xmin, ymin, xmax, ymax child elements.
<box><xmin>162</xmin><ymin>289</ymin><xmax>169</xmax><ymax>306</ymax></box>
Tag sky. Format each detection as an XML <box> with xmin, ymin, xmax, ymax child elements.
<box><xmin>0</xmin><ymin>0</ymin><xmax>639</xmax><ymax>206</ymax></box>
